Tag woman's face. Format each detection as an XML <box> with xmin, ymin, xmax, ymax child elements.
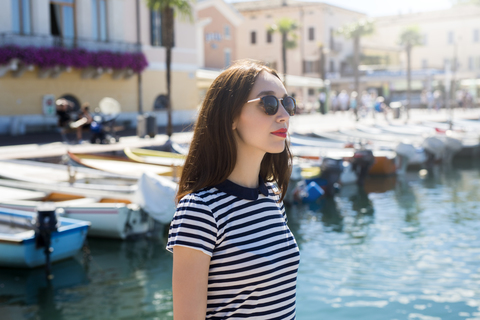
<box><xmin>232</xmin><ymin>70</ymin><xmax>290</xmax><ymax>158</ymax></box>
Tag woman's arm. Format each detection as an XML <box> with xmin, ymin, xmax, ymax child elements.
<box><xmin>172</xmin><ymin>246</ymin><xmax>211</xmax><ymax>320</ymax></box>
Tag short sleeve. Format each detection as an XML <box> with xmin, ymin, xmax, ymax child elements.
<box><xmin>166</xmin><ymin>193</ymin><xmax>218</xmax><ymax>257</ymax></box>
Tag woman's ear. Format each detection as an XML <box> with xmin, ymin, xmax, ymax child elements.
<box><xmin>232</xmin><ymin>119</ymin><xmax>237</xmax><ymax>130</ymax></box>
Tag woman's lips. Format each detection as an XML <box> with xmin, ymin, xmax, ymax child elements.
<box><xmin>271</xmin><ymin>128</ymin><xmax>287</xmax><ymax>138</ymax></box>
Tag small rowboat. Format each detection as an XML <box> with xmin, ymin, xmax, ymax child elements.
<box><xmin>124</xmin><ymin>147</ymin><xmax>185</xmax><ymax>166</ymax></box>
<box><xmin>0</xmin><ymin>181</ymin><xmax>152</xmax><ymax>240</ymax></box>
<box><xmin>290</xmin><ymin>145</ymin><xmax>398</xmax><ymax>176</ymax></box>
<box><xmin>0</xmin><ymin>159</ymin><xmax>138</xmax><ymax>194</ymax></box>
<box><xmin>123</xmin><ymin>148</ymin><xmax>185</xmax><ymax>179</ymax></box>
<box><xmin>0</xmin><ymin>207</ymin><xmax>89</xmax><ymax>268</ymax></box>
<box><xmin>68</xmin><ymin>151</ymin><xmax>174</xmax><ymax>178</ymax></box>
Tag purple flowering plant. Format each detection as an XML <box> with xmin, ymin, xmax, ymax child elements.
<box><xmin>0</xmin><ymin>45</ymin><xmax>148</xmax><ymax>73</ymax></box>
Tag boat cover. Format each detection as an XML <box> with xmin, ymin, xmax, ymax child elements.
<box><xmin>134</xmin><ymin>173</ymin><xmax>178</xmax><ymax>224</ymax></box>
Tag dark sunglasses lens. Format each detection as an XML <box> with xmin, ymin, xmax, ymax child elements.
<box><xmin>283</xmin><ymin>97</ymin><xmax>296</xmax><ymax>116</ymax></box>
<box><xmin>262</xmin><ymin>96</ymin><xmax>279</xmax><ymax>115</ymax></box>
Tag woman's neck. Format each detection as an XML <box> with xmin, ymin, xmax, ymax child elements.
<box><xmin>227</xmin><ymin>149</ymin><xmax>264</xmax><ymax>189</ymax></box>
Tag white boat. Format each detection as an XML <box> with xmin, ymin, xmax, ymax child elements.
<box><xmin>0</xmin><ymin>174</ymin><xmax>176</xmax><ymax>239</ymax></box>
<box><xmin>0</xmin><ymin>207</ymin><xmax>89</xmax><ymax>268</ymax></box>
<box><xmin>0</xmin><ymin>159</ymin><xmax>139</xmax><ymax>194</ymax></box>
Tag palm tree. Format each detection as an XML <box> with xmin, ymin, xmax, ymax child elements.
<box><xmin>336</xmin><ymin>19</ymin><xmax>375</xmax><ymax>120</ymax></box>
<box><xmin>267</xmin><ymin>18</ymin><xmax>298</xmax><ymax>86</ymax></box>
<box><xmin>146</xmin><ymin>0</ymin><xmax>193</xmax><ymax>138</ymax></box>
<box><xmin>399</xmin><ymin>25</ymin><xmax>423</xmax><ymax>119</ymax></box>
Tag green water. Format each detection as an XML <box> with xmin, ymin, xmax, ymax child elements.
<box><xmin>1</xmin><ymin>159</ymin><xmax>479</xmax><ymax>320</ymax></box>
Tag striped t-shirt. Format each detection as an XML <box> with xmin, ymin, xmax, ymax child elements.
<box><xmin>167</xmin><ymin>177</ymin><xmax>300</xmax><ymax>319</ymax></box>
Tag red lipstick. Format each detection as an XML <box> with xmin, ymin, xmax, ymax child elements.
<box><xmin>271</xmin><ymin>128</ymin><xmax>288</xmax><ymax>138</ymax></box>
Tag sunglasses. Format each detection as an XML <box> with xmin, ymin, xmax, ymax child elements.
<box><xmin>246</xmin><ymin>95</ymin><xmax>296</xmax><ymax>116</ymax></box>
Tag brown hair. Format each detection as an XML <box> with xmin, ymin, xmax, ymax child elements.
<box><xmin>176</xmin><ymin>59</ymin><xmax>292</xmax><ymax>203</ymax></box>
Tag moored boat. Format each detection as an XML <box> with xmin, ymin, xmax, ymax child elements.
<box><xmin>0</xmin><ymin>181</ymin><xmax>152</xmax><ymax>239</ymax></box>
<box><xmin>0</xmin><ymin>207</ymin><xmax>89</xmax><ymax>268</ymax></box>
<box><xmin>68</xmin><ymin>151</ymin><xmax>174</xmax><ymax>178</ymax></box>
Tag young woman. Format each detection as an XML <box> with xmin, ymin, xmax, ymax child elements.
<box><xmin>167</xmin><ymin>60</ymin><xmax>300</xmax><ymax>319</ymax></box>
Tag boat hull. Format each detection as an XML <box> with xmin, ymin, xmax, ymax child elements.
<box><xmin>0</xmin><ymin>208</ymin><xmax>89</xmax><ymax>268</ymax></box>
<box><xmin>0</xmin><ymin>201</ymin><xmax>150</xmax><ymax>240</ymax></box>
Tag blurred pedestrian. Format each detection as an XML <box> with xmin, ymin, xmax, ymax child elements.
<box><xmin>74</xmin><ymin>103</ymin><xmax>93</xmax><ymax>143</ymax></box>
<box><xmin>350</xmin><ymin>91</ymin><xmax>358</xmax><ymax>120</ymax></box>
<box><xmin>433</xmin><ymin>90</ymin><xmax>442</xmax><ymax>111</ymax></box>
<box><xmin>456</xmin><ymin>89</ymin><xmax>464</xmax><ymax>110</ymax></box>
<box><xmin>167</xmin><ymin>60</ymin><xmax>299</xmax><ymax>319</ymax></box>
<box><xmin>318</xmin><ymin>90</ymin><xmax>326</xmax><ymax>114</ymax></box>
<box><xmin>426</xmin><ymin>90</ymin><xmax>434</xmax><ymax>112</ymax></box>
<box><xmin>329</xmin><ymin>90</ymin><xmax>338</xmax><ymax>113</ymax></box>
<box><xmin>55</xmin><ymin>98</ymin><xmax>73</xmax><ymax>142</ymax></box>
<box><xmin>338</xmin><ymin>90</ymin><xmax>349</xmax><ymax>113</ymax></box>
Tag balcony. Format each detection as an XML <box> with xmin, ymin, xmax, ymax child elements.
<box><xmin>0</xmin><ymin>33</ymin><xmax>140</xmax><ymax>53</ymax></box>
<box><xmin>0</xmin><ymin>33</ymin><xmax>147</xmax><ymax>79</ymax></box>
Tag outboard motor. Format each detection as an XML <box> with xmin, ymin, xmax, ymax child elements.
<box><xmin>422</xmin><ymin>136</ymin><xmax>444</xmax><ymax>168</ymax></box>
<box><xmin>441</xmin><ymin>136</ymin><xmax>462</xmax><ymax>163</ymax></box>
<box><xmin>34</xmin><ymin>204</ymin><xmax>59</xmax><ymax>280</ymax></box>
<box><xmin>319</xmin><ymin>157</ymin><xmax>344</xmax><ymax>197</ymax></box>
<box><xmin>395</xmin><ymin>142</ymin><xmax>417</xmax><ymax>175</ymax></box>
<box><xmin>351</xmin><ymin>149</ymin><xmax>375</xmax><ymax>186</ymax></box>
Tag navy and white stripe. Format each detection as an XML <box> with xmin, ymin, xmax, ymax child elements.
<box><xmin>167</xmin><ymin>178</ymin><xmax>300</xmax><ymax>319</ymax></box>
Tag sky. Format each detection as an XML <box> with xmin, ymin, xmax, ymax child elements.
<box><xmin>228</xmin><ymin>0</ymin><xmax>453</xmax><ymax>17</ymax></box>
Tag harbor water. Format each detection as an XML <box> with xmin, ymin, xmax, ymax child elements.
<box><xmin>1</xmin><ymin>159</ymin><xmax>479</xmax><ymax>320</ymax></box>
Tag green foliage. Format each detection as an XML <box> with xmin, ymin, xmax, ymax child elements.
<box><xmin>146</xmin><ymin>0</ymin><xmax>194</xmax><ymax>22</ymax></box>
<box><xmin>398</xmin><ymin>25</ymin><xmax>423</xmax><ymax>48</ymax></box>
<box><xmin>336</xmin><ymin>19</ymin><xmax>375</xmax><ymax>39</ymax></box>
<box><xmin>268</xmin><ymin>17</ymin><xmax>298</xmax><ymax>49</ymax></box>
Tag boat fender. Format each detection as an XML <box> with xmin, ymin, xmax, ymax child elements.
<box><xmin>302</xmin><ymin>181</ymin><xmax>325</xmax><ymax>203</ymax></box>
<box><xmin>34</xmin><ymin>203</ymin><xmax>59</xmax><ymax>280</ymax></box>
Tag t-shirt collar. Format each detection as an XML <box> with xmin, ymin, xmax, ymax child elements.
<box><xmin>215</xmin><ymin>176</ymin><xmax>269</xmax><ymax>200</ymax></box>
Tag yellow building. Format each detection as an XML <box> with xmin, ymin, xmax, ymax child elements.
<box><xmin>0</xmin><ymin>0</ymin><xmax>199</xmax><ymax>135</ymax></box>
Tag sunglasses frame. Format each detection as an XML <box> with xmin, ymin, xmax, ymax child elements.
<box><xmin>246</xmin><ymin>95</ymin><xmax>296</xmax><ymax>116</ymax></box>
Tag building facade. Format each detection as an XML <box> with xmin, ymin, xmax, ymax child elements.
<box><xmin>0</xmin><ymin>0</ymin><xmax>199</xmax><ymax>135</ymax></box>
<box><xmin>197</xmin><ymin>0</ymin><xmax>243</xmax><ymax>70</ymax></box>
<box><xmin>356</xmin><ymin>4</ymin><xmax>480</xmax><ymax>104</ymax></box>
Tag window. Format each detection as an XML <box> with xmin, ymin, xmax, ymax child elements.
<box><xmin>469</xmin><ymin>56</ymin><xmax>474</xmax><ymax>70</ymax></box>
<box><xmin>303</xmin><ymin>60</ymin><xmax>318</xmax><ymax>73</ymax></box>
<box><xmin>423</xmin><ymin>33</ymin><xmax>427</xmax><ymax>45</ymax></box>
<box><xmin>12</xmin><ymin>0</ymin><xmax>32</xmax><ymax>34</ymax></box>
<box><xmin>50</xmin><ymin>0</ymin><xmax>75</xmax><ymax>39</ymax></box>
<box><xmin>448</xmin><ymin>31</ymin><xmax>454</xmax><ymax>44</ymax></box>
<box><xmin>308</xmin><ymin>88</ymin><xmax>315</xmax><ymax>96</ymax></box>
<box><xmin>476</xmin><ymin>56</ymin><xmax>480</xmax><ymax>70</ymax></box>
<box><xmin>474</xmin><ymin>29</ymin><xmax>479</xmax><ymax>43</ymax></box>
<box><xmin>224</xmin><ymin>25</ymin><xmax>230</xmax><ymax>40</ymax></box>
<box><xmin>329</xmin><ymin>60</ymin><xmax>335</xmax><ymax>73</ymax></box>
<box><xmin>151</xmin><ymin>9</ymin><xmax>162</xmax><ymax>46</ymax></box>
<box><xmin>329</xmin><ymin>28</ymin><xmax>335</xmax><ymax>50</ymax></box>
<box><xmin>224</xmin><ymin>49</ymin><xmax>231</xmax><ymax>68</ymax></box>
<box><xmin>308</xmin><ymin>27</ymin><xmax>314</xmax><ymax>41</ymax></box>
<box><xmin>150</xmin><ymin>9</ymin><xmax>174</xmax><ymax>47</ymax></box>
<box><xmin>266</xmin><ymin>31</ymin><xmax>272</xmax><ymax>43</ymax></box>
<box><xmin>92</xmin><ymin>0</ymin><xmax>107</xmax><ymax>41</ymax></box>
<box><xmin>154</xmin><ymin>94</ymin><xmax>168</xmax><ymax>110</ymax></box>
<box><xmin>251</xmin><ymin>31</ymin><xmax>256</xmax><ymax>44</ymax></box>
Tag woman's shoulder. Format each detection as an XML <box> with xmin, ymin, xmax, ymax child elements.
<box><xmin>177</xmin><ymin>186</ymin><xmax>221</xmax><ymax>207</ymax></box>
